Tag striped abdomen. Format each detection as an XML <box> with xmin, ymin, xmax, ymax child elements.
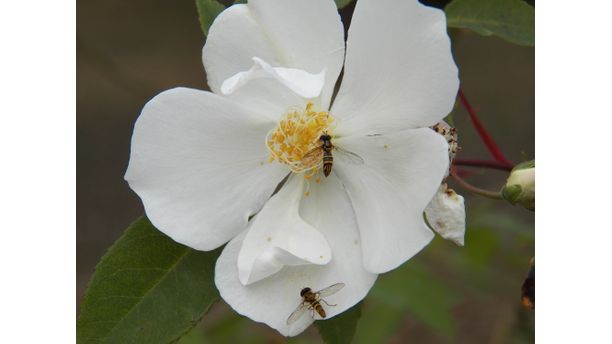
<box><xmin>313</xmin><ymin>301</ymin><xmax>327</xmax><ymax>318</ymax></box>
<box><xmin>322</xmin><ymin>150</ymin><xmax>333</xmax><ymax>177</ymax></box>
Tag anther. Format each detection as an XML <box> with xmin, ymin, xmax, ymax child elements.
<box><xmin>265</xmin><ymin>102</ymin><xmax>335</xmax><ymax>175</ymax></box>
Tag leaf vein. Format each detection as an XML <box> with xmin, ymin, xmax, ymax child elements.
<box><xmin>90</xmin><ymin>248</ymin><xmax>192</xmax><ymax>342</ymax></box>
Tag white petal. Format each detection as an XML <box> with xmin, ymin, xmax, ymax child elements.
<box><xmin>220</xmin><ymin>67</ymin><xmax>308</xmax><ymax>124</ymax></box>
<box><xmin>215</xmin><ymin>174</ymin><xmax>377</xmax><ymax>336</ymax></box>
<box><xmin>203</xmin><ymin>1</ymin><xmax>345</xmax><ymax>109</ymax></box>
<box><xmin>238</xmin><ymin>176</ymin><xmax>331</xmax><ymax>285</ymax></box>
<box><xmin>124</xmin><ymin>88</ymin><xmax>288</xmax><ymax>251</ymax></box>
<box><xmin>425</xmin><ymin>184</ymin><xmax>466</xmax><ymax>246</ymax></box>
<box><xmin>221</xmin><ymin>57</ymin><xmax>326</xmax><ymax>99</ymax></box>
<box><xmin>331</xmin><ymin>0</ymin><xmax>459</xmax><ymax>135</ymax></box>
<box><xmin>333</xmin><ymin>128</ymin><xmax>449</xmax><ymax>273</ymax></box>
<box><xmin>203</xmin><ymin>5</ymin><xmax>279</xmax><ymax>95</ymax></box>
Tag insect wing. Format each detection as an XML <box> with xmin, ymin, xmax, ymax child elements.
<box><xmin>333</xmin><ymin>147</ymin><xmax>365</xmax><ymax>165</ymax></box>
<box><xmin>301</xmin><ymin>145</ymin><xmax>324</xmax><ymax>165</ymax></box>
<box><xmin>287</xmin><ymin>302</ymin><xmax>309</xmax><ymax>325</ymax></box>
<box><xmin>316</xmin><ymin>283</ymin><xmax>345</xmax><ymax>298</ymax></box>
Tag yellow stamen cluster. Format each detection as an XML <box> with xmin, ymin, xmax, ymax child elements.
<box><xmin>266</xmin><ymin>102</ymin><xmax>334</xmax><ymax>175</ymax></box>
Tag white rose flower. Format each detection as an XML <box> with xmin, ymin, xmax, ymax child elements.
<box><xmin>125</xmin><ymin>0</ymin><xmax>458</xmax><ymax>336</ymax></box>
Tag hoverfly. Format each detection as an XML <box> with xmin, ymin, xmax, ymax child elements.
<box><xmin>302</xmin><ymin>132</ymin><xmax>364</xmax><ymax>177</ymax></box>
<box><xmin>286</xmin><ymin>283</ymin><xmax>345</xmax><ymax>325</ymax></box>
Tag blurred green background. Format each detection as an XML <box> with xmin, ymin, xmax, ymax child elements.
<box><xmin>77</xmin><ymin>0</ymin><xmax>534</xmax><ymax>342</ymax></box>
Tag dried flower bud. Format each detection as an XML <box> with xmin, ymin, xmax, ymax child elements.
<box><xmin>432</xmin><ymin>121</ymin><xmax>459</xmax><ymax>163</ymax></box>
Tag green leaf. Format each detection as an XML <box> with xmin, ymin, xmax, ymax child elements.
<box><xmin>369</xmin><ymin>262</ymin><xmax>458</xmax><ymax>338</ymax></box>
<box><xmin>445</xmin><ymin>0</ymin><xmax>535</xmax><ymax>46</ymax></box>
<box><xmin>353</xmin><ymin>262</ymin><xmax>458</xmax><ymax>343</ymax></box>
<box><xmin>334</xmin><ymin>0</ymin><xmax>354</xmax><ymax>9</ymax></box>
<box><xmin>316</xmin><ymin>303</ymin><xmax>363</xmax><ymax>344</ymax></box>
<box><xmin>196</xmin><ymin>0</ymin><xmax>226</xmax><ymax>36</ymax></box>
<box><xmin>77</xmin><ymin>217</ymin><xmax>222</xmax><ymax>344</ymax></box>
<box><xmin>352</xmin><ymin>304</ymin><xmax>403</xmax><ymax>344</ymax></box>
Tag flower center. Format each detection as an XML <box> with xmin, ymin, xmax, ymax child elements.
<box><xmin>266</xmin><ymin>102</ymin><xmax>334</xmax><ymax>176</ymax></box>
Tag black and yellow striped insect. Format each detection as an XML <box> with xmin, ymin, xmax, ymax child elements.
<box><xmin>302</xmin><ymin>133</ymin><xmax>364</xmax><ymax>177</ymax></box>
<box><xmin>286</xmin><ymin>283</ymin><xmax>345</xmax><ymax>325</ymax></box>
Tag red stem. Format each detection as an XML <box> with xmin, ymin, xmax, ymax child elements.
<box><xmin>451</xmin><ymin>166</ymin><xmax>475</xmax><ymax>179</ymax></box>
<box><xmin>458</xmin><ymin>89</ymin><xmax>513</xmax><ymax>169</ymax></box>
<box><xmin>453</xmin><ymin>158</ymin><xmax>513</xmax><ymax>172</ymax></box>
<box><xmin>450</xmin><ymin>168</ymin><xmax>503</xmax><ymax>200</ymax></box>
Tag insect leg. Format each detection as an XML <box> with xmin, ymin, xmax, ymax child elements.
<box><xmin>306</xmin><ymin>303</ymin><xmax>315</xmax><ymax>318</ymax></box>
<box><xmin>321</xmin><ymin>299</ymin><xmax>337</xmax><ymax>307</ymax></box>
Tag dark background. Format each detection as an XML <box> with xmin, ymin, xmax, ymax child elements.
<box><xmin>77</xmin><ymin>1</ymin><xmax>534</xmax><ymax>342</ymax></box>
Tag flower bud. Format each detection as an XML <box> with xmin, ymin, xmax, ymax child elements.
<box><xmin>501</xmin><ymin>160</ymin><xmax>535</xmax><ymax>211</ymax></box>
